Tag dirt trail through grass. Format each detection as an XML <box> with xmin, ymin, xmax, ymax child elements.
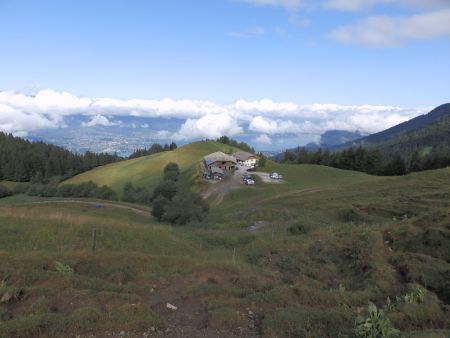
<box><xmin>201</xmin><ymin>171</ymin><xmax>245</xmax><ymax>206</ymax></box>
<box><xmin>26</xmin><ymin>199</ymin><xmax>152</xmax><ymax>218</ymax></box>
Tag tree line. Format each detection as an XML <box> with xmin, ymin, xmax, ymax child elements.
<box><xmin>215</xmin><ymin>136</ymin><xmax>255</xmax><ymax>154</ymax></box>
<box><xmin>0</xmin><ymin>132</ymin><xmax>181</xmax><ymax>182</ymax></box>
<box><xmin>1</xmin><ymin>180</ymin><xmax>117</xmax><ymax>201</ymax></box>
<box><xmin>129</xmin><ymin>142</ymin><xmax>177</xmax><ymax>159</ymax></box>
<box><xmin>0</xmin><ymin>132</ymin><xmax>122</xmax><ymax>182</ymax></box>
<box><xmin>281</xmin><ymin>146</ymin><xmax>450</xmax><ymax>176</ymax></box>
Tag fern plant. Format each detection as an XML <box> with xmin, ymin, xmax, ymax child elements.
<box><xmin>355</xmin><ymin>302</ymin><xmax>400</xmax><ymax>338</ymax></box>
<box><xmin>55</xmin><ymin>261</ymin><xmax>74</xmax><ymax>275</ymax></box>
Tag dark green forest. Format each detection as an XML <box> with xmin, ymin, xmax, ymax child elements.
<box><xmin>281</xmin><ymin>146</ymin><xmax>450</xmax><ymax>176</ymax></box>
<box><xmin>280</xmin><ymin>108</ymin><xmax>450</xmax><ymax>176</ymax></box>
<box><xmin>0</xmin><ymin>132</ymin><xmax>122</xmax><ymax>182</ymax></box>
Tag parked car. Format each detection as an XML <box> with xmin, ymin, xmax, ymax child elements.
<box><xmin>270</xmin><ymin>172</ymin><xmax>283</xmax><ymax>180</ymax></box>
<box><xmin>244</xmin><ymin>179</ymin><xmax>255</xmax><ymax>185</ymax></box>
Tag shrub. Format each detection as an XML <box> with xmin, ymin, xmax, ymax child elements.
<box><xmin>163</xmin><ymin>162</ymin><xmax>180</xmax><ymax>181</ymax></box>
<box><xmin>55</xmin><ymin>261</ymin><xmax>74</xmax><ymax>275</ymax></box>
<box><xmin>122</xmin><ymin>181</ymin><xmax>152</xmax><ymax>204</ymax></box>
<box><xmin>152</xmin><ymin>179</ymin><xmax>177</xmax><ymax>201</ymax></box>
<box><xmin>288</xmin><ymin>222</ymin><xmax>311</xmax><ymax>235</ymax></box>
<box><xmin>151</xmin><ymin>196</ymin><xmax>169</xmax><ymax>221</ymax></box>
<box><xmin>355</xmin><ymin>302</ymin><xmax>400</xmax><ymax>337</ymax></box>
<box><xmin>0</xmin><ymin>184</ymin><xmax>13</xmax><ymax>198</ymax></box>
<box><xmin>162</xmin><ymin>189</ymin><xmax>209</xmax><ymax>225</ymax></box>
<box><xmin>94</xmin><ymin>185</ymin><xmax>117</xmax><ymax>200</ymax></box>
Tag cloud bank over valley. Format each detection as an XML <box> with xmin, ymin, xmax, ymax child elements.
<box><xmin>0</xmin><ymin>89</ymin><xmax>432</xmax><ymax>152</ymax></box>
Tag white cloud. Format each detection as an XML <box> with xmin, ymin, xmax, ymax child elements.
<box><xmin>168</xmin><ymin>113</ymin><xmax>244</xmax><ymax>140</ymax></box>
<box><xmin>324</xmin><ymin>0</ymin><xmax>450</xmax><ymax>11</ymax></box>
<box><xmin>0</xmin><ymin>89</ymin><xmax>433</xmax><ymax>142</ymax></box>
<box><xmin>254</xmin><ymin>134</ymin><xmax>273</xmax><ymax>144</ymax></box>
<box><xmin>249</xmin><ymin>116</ymin><xmax>304</xmax><ymax>134</ymax></box>
<box><xmin>330</xmin><ymin>8</ymin><xmax>450</xmax><ymax>47</ymax></box>
<box><xmin>0</xmin><ymin>102</ymin><xmax>65</xmax><ymax>135</ymax></box>
<box><xmin>82</xmin><ymin>115</ymin><xmax>114</xmax><ymax>127</ymax></box>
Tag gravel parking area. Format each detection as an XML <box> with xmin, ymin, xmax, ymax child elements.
<box><xmin>251</xmin><ymin>171</ymin><xmax>284</xmax><ymax>184</ymax></box>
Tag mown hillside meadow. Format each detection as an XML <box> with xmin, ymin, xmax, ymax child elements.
<box><xmin>64</xmin><ymin>141</ymin><xmax>242</xmax><ymax>194</ymax></box>
<box><xmin>0</xmin><ymin>147</ymin><xmax>449</xmax><ymax>337</ymax></box>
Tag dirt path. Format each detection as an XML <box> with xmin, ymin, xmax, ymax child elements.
<box><xmin>24</xmin><ymin>199</ymin><xmax>152</xmax><ymax>218</ymax></box>
<box><xmin>201</xmin><ymin>166</ymin><xmax>249</xmax><ymax>206</ymax></box>
<box><xmin>251</xmin><ymin>171</ymin><xmax>284</xmax><ymax>184</ymax></box>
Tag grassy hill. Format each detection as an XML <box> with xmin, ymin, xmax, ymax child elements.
<box><xmin>1</xmin><ymin>163</ymin><xmax>449</xmax><ymax>337</ymax></box>
<box><xmin>64</xmin><ymin>141</ymin><xmax>241</xmax><ymax>193</ymax></box>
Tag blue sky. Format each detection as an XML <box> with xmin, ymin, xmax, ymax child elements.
<box><xmin>0</xmin><ymin>0</ymin><xmax>449</xmax><ymax>150</ymax></box>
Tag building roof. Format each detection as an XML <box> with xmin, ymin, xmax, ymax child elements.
<box><xmin>204</xmin><ymin>152</ymin><xmax>237</xmax><ymax>166</ymax></box>
<box><xmin>234</xmin><ymin>151</ymin><xmax>257</xmax><ymax>161</ymax></box>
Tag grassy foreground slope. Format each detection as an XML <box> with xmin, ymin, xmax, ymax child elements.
<box><xmin>1</xmin><ymin>165</ymin><xmax>449</xmax><ymax>337</ymax></box>
<box><xmin>64</xmin><ymin>141</ymin><xmax>241</xmax><ymax>192</ymax></box>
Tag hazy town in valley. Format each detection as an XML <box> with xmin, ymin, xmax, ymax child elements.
<box><xmin>1</xmin><ymin>1</ymin><xmax>449</xmax><ymax>337</ymax></box>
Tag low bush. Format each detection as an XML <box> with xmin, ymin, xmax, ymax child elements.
<box><xmin>122</xmin><ymin>181</ymin><xmax>152</xmax><ymax>204</ymax></box>
<box><xmin>0</xmin><ymin>184</ymin><xmax>13</xmax><ymax>198</ymax></box>
<box><xmin>288</xmin><ymin>222</ymin><xmax>311</xmax><ymax>235</ymax></box>
<box><xmin>23</xmin><ymin>181</ymin><xmax>118</xmax><ymax>201</ymax></box>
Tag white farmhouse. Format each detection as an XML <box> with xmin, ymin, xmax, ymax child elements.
<box><xmin>234</xmin><ymin>151</ymin><xmax>258</xmax><ymax>169</ymax></box>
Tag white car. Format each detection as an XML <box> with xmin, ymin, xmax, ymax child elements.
<box><xmin>244</xmin><ymin>179</ymin><xmax>255</xmax><ymax>185</ymax></box>
<box><xmin>270</xmin><ymin>172</ymin><xmax>283</xmax><ymax>180</ymax></box>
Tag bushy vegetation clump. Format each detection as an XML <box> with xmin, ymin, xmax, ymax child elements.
<box><xmin>0</xmin><ymin>184</ymin><xmax>13</xmax><ymax>198</ymax></box>
<box><xmin>19</xmin><ymin>180</ymin><xmax>118</xmax><ymax>200</ymax></box>
<box><xmin>151</xmin><ymin>162</ymin><xmax>208</xmax><ymax>225</ymax></box>
<box><xmin>122</xmin><ymin>182</ymin><xmax>152</xmax><ymax>204</ymax></box>
<box><xmin>355</xmin><ymin>302</ymin><xmax>400</xmax><ymax>337</ymax></box>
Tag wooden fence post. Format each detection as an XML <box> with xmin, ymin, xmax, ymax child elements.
<box><xmin>91</xmin><ymin>228</ymin><xmax>97</xmax><ymax>252</ymax></box>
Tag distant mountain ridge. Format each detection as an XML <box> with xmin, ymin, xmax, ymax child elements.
<box><xmin>347</xmin><ymin>103</ymin><xmax>450</xmax><ymax>147</ymax></box>
<box><xmin>321</xmin><ymin>130</ymin><xmax>364</xmax><ymax>147</ymax></box>
<box><xmin>273</xmin><ymin>103</ymin><xmax>450</xmax><ymax>161</ymax></box>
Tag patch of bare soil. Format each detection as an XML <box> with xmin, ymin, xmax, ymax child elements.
<box><xmin>201</xmin><ymin>170</ymin><xmax>245</xmax><ymax>207</ymax></box>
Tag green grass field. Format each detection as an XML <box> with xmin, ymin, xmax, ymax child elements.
<box><xmin>64</xmin><ymin>141</ymin><xmax>242</xmax><ymax>193</ymax></box>
<box><xmin>1</xmin><ymin>144</ymin><xmax>449</xmax><ymax>337</ymax></box>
